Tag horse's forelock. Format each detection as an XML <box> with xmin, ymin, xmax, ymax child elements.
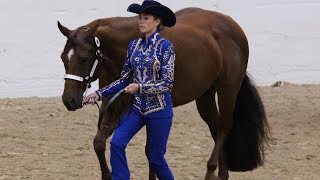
<box><xmin>71</xmin><ymin>25</ymin><xmax>97</xmax><ymax>46</ymax></box>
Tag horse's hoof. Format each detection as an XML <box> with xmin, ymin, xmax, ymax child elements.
<box><xmin>216</xmin><ymin>175</ymin><xmax>229</xmax><ymax>180</ymax></box>
<box><xmin>205</xmin><ymin>172</ymin><xmax>218</xmax><ymax>180</ymax></box>
<box><xmin>102</xmin><ymin>174</ymin><xmax>112</xmax><ymax>180</ymax></box>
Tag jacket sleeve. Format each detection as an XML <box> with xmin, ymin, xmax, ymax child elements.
<box><xmin>97</xmin><ymin>40</ymin><xmax>137</xmax><ymax>98</ymax></box>
<box><xmin>139</xmin><ymin>41</ymin><xmax>175</xmax><ymax>94</ymax></box>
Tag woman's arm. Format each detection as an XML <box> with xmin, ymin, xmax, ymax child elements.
<box><xmin>97</xmin><ymin>40</ymin><xmax>138</xmax><ymax>98</ymax></box>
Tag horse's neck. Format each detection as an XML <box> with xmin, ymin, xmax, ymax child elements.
<box><xmin>97</xmin><ymin>17</ymin><xmax>140</xmax><ymax>83</ymax></box>
<box><xmin>100</xmin><ymin>17</ymin><xmax>139</xmax><ymax>60</ymax></box>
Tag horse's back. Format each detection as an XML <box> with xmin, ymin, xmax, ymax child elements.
<box><xmin>176</xmin><ymin>8</ymin><xmax>249</xmax><ymax>60</ymax></box>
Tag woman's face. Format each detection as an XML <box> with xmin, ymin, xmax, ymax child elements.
<box><xmin>138</xmin><ymin>13</ymin><xmax>160</xmax><ymax>36</ymax></box>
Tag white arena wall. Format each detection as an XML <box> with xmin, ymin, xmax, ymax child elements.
<box><xmin>0</xmin><ymin>0</ymin><xmax>319</xmax><ymax>98</ymax></box>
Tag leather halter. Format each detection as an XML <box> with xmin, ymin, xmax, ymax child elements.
<box><xmin>63</xmin><ymin>36</ymin><xmax>102</xmax><ymax>105</ymax></box>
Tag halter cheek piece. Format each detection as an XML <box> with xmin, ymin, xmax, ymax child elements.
<box><xmin>63</xmin><ymin>36</ymin><xmax>102</xmax><ymax>105</ymax></box>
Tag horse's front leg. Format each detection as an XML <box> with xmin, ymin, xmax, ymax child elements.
<box><xmin>93</xmin><ymin>123</ymin><xmax>115</xmax><ymax>180</ymax></box>
<box><xmin>145</xmin><ymin>127</ymin><xmax>157</xmax><ymax>180</ymax></box>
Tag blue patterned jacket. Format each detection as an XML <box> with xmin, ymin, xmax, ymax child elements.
<box><xmin>97</xmin><ymin>32</ymin><xmax>175</xmax><ymax>118</ymax></box>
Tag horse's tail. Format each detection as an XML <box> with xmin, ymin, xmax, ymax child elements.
<box><xmin>224</xmin><ymin>74</ymin><xmax>270</xmax><ymax>172</ymax></box>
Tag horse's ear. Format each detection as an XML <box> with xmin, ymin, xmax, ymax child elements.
<box><xmin>57</xmin><ymin>21</ymin><xmax>71</xmax><ymax>38</ymax></box>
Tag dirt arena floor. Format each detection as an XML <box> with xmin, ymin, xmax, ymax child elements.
<box><xmin>0</xmin><ymin>83</ymin><xmax>319</xmax><ymax>180</ymax></box>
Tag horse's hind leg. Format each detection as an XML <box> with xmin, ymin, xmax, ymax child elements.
<box><xmin>214</xmin><ymin>84</ymin><xmax>241</xmax><ymax>180</ymax></box>
<box><xmin>195</xmin><ymin>87</ymin><xmax>220</xmax><ymax>180</ymax></box>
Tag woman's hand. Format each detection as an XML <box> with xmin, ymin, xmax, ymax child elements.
<box><xmin>125</xmin><ymin>83</ymin><xmax>139</xmax><ymax>94</ymax></box>
<box><xmin>84</xmin><ymin>92</ymin><xmax>100</xmax><ymax>105</ymax></box>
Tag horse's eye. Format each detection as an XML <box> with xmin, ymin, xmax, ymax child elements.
<box><xmin>83</xmin><ymin>26</ymin><xmax>90</xmax><ymax>31</ymax></box>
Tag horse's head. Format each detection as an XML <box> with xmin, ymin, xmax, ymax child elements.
<box><xmin>58</xmin><ymin>20</ymin><xmax>102</xmax><ymax>111</ymax></box>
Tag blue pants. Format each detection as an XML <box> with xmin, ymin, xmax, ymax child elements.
<box><xmin>110</xmin><ymin>110</ymin><xmax>174</xmax><ymax>180</ymax></box>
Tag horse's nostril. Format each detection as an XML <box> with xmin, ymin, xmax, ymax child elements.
<box><xmin>62</xmin><ymin>94</ymin><xmax>82</xmax><ymax>111</ymax></box>
<box><xmin>70</xmin><ymin>98</ymin><xmax>77</xmax><ymax>106</ymax></box>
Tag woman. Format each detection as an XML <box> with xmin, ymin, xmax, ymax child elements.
<box><xmin>84</xmin><ymin>0</ymin><xmax>176</xmax><ymax>179</ymax></box>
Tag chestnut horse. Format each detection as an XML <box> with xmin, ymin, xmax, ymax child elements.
<box><xmin>58</xmin><ymin>8</ymin><xmax>269</xmax><ymax>180</ymax></box>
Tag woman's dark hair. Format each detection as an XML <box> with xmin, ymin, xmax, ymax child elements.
<box><xmin>154</xmin><ymin>15</ymin><xmax>164</xmax><ymax>31</ymax></box>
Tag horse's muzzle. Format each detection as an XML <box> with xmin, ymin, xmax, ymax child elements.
<box><xmin>62</xmin><ymin>96</ymin><xmax>83</xmax><ymax>111</ymax></box>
